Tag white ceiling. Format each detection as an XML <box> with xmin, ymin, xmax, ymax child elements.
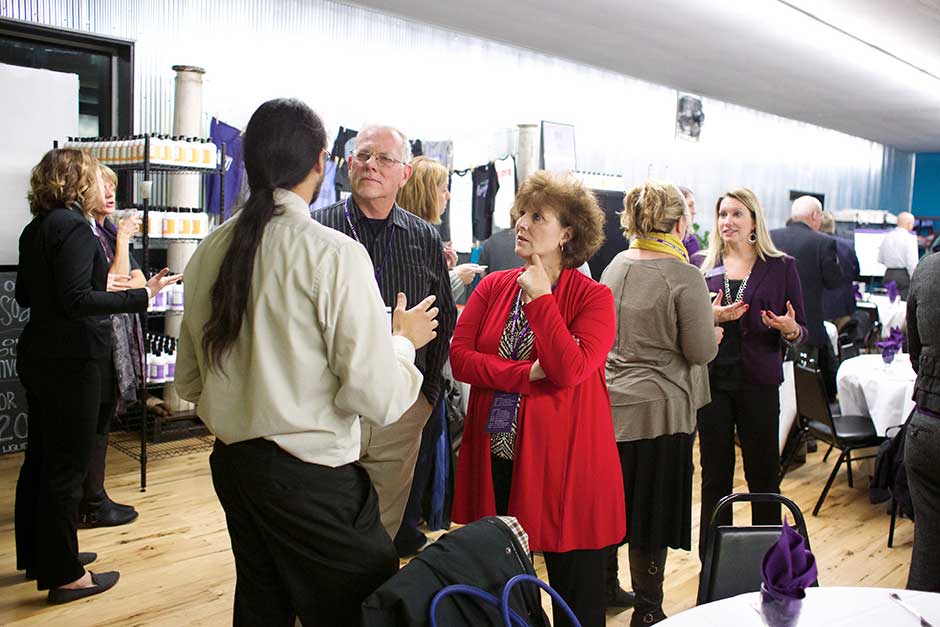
<box><xmin>346</xmin><ymin>0</ymin><xmax>940</xmax><ymax>152</ymax></box>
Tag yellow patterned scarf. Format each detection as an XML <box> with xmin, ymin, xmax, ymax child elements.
<box><xmin>629</xmin><ymin>232</ymin><xmax>690</xmax><ymax>263</ymax></box>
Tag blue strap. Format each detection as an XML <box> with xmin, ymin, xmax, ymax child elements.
<box><xmin>429</xmin><ymin>584</ymin><xmax>529</xmax><ymax>627</ymax></box>
<box><xmin>501</xmin><ymin>574</ymin><xmax>582</xmax><ymax>627</ymax></box>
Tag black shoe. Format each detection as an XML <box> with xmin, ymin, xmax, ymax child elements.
<box><xmin>48</xmin><ymin>571</ymin><xmax>119</xmax><ymax>605</ymax></box>
<box><xmin>806</xmin><ymin>438</ymin><xmax>818</xmax><ymax>453</ymax></box>
<box><xmin>78</xmin><ymin>504</ymin><xmax>139</xmax><ymax>529</ymax></box>
<box><xmin>606</xmin><ymin>585</ymin><xmax>637</xmax><ymax>608</ymax></box>
<box><xmin>25</xmin><ymin>552</ymin><xmax>97</xmax><ymax>581</ymax></box>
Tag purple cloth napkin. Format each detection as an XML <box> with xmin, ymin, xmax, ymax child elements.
<box><xmin>760</xmin><ymin>518</ymin><xmax>817</xmax><ymax>599</ymax></box>
<box><xmin>852</xmin><ymin>283</ymin><xmax>863</xmax><ymax>301</ymax></box>
<box><xmin>876</xmin><ymin>326</ymin><xmax>905</xmax><ymax>365</ymax></box>
<box><xmin>885</xmin><ymin>281</ymin><xmax>900</xmax><ymax>303</ymax></box>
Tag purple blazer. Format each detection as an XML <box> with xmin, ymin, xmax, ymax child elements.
<box><xmin>705</xmin><ymin>255</ymin><xmax>809</xmax><ymax>386</ymax></box>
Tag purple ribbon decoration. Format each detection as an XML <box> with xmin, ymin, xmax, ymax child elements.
<box><xmin>885</xmin><ymin>280</ymin><xmax>900</xmax><ymax>303</ymax></box>
<box><xmin>760</xmin><ymin>517</ymin><xmax>818</xmax><ymax>600</ymax></box>
<box><xmin>876</xmin><ymin>326</ymin><xmax>905</xmax><ymax>365</ymax></box>
<box><xmin>852</xmin><ymin>283</ymin><xmax>863</xmax><ymax>301</ymax></box>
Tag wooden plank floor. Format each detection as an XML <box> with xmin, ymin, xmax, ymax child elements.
<box><xmin>0</xmin><ymin>439</ymin><xmax>912</xmax><ymax>626</ymax></box>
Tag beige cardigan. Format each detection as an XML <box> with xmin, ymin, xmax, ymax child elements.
<box><xmin>600</xmin><ymin>254</ymin><xmax>718</xmax><ymax>442</ymax></box>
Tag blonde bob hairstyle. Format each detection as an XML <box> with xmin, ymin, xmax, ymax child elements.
<box><xmin>621</xmin><ymin>180</ymin><xmax>690</xmax><ymax>239</ymax></box>
<box><xmin>510</xmin><ymin>171</ymin><xmax>606</xmax><ymax>269</ymax></box>
<box><xmin>700</xmin><ymin>187</ymin><xmax>783</xmax><ymax>273</ymax></box>
<box><xmin>27</xmin><ymin>148</ymin><xmax>104</xmax><ymax>217</ymax></box>
<box><xmin>99</xmin><ymin>163</ymin><xmax>118</xmax><ymax>188</ymax></box>
<box><xmin>396</xmin><ymin>156</ymin><xmax>448</xmax><ymax>224</ymax></box>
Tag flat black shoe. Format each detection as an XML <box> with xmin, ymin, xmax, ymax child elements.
<box><xmin>25</xmin><ymin>552</ymin><xmax>97</xmax><ymax>581</ymax></box>
<box><xmin>48</xmin><ymin>571</ymin><xmax>119</xmax><ymax>605</ymax></box>
<box><xmin>607</xmin><ymin>586</ymin><xmax>637</xmax><ymax>608</ymax></box>
<box><xmin>78</xmin><ymin>505</ymin><xmax>139</xmax><ymax>529</ymax></box>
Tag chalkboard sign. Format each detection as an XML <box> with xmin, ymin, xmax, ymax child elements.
<box><xmin>0</xmin><ymin>271</ymin><xmax>29</xmax><ymax>454</ymax></box>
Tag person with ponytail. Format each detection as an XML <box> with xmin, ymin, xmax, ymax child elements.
<box><xmin>176</xmin><ymin>98</ymin><xmax>439</xmax><ymax>626</ymax></box>
<box><xmin>15</xmin><ymin>148</ymin><xmax>179</xmax><ymax>604</ymax></box>
<box><xmin>451</xmin><ymin>171</ymin><xmax>623</xmax><ymax>627</ymax></box>
<box><xmin>696</xmin><ymin>188</ymin><xmax>808</xmax><ymax>560</ymax></box>
<box><xmin>600</xmin><ymin>181</ymin><xmax>719</xmax><ymax>625</ymax></box>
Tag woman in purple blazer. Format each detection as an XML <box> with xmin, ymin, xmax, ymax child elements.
<box><xmin>696</xmin><ymin>188</ymin><xmax>808</xmax><ymax>559</ymax></box>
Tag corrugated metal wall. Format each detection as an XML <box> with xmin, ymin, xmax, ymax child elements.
<box><xmin>1</xmin><ymin>0</ymin><xmax>914</xmax><ymax>225</ymax></box>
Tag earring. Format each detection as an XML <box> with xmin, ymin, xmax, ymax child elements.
<box><xmin>560</xmin><ymin>242</ymin><xmax>565</xmax><ymax>253</ymax></box>
<box><xmin>748</xmin><ymin>231</ymin><xmax>757</xmax><ymax>245</ymax></box>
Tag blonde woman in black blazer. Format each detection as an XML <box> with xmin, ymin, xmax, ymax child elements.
<box><xmin>14</xmin><ymin>149</ymin><xmax>178</xmax><ymax>604</ymax></box>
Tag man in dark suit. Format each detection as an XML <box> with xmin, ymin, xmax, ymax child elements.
<box><xmin>819</xmin><ymin>211</ymin><xmax>860</xmax><ymax>331</ymax></box>
<box><xmin>771</xmin><ymin>196</ymin><xmax>842</xmax><ymax>399</ymax></box>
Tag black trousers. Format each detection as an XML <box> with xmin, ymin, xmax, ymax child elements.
<box><xmin>15</xmin><ymin>356</ymin><xmax>113</xmax><ymax>589</ymax></box>
<box><xmin>697</xmin><ymin>384</ymin><xmax>782</xmax><ymax>560</ymax></box>
<box><xmin>491</xmin><ymin>456</ymin><xmax>606</xmax><ymax>627</ymax></box>
<box><xmin>209</xmin><ymin>439</ymin><xmax>398</xmax><ymax>627</ymax></box>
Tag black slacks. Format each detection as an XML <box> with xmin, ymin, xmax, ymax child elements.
<box><xmin>697</xmin><ymin>383</ymin><xmax>782</xmax><ymax>560</ymax></box>
<box><xmin>209</xmin><ymin>439</ymin><xmax>398</xmax><ymax>627</ymax></box>
<box><xmin>15</xmin><ymin>356</ymin><xmax>113</xmax><ymax>589</ymax></box>
<box><xmin>491</xmin><ymin>455</ymin><xmax>606</xmax><ymax>627</ymax></box>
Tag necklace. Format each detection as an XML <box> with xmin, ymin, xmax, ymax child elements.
<box><xmin>723</xmin><ymin>272</ymin><xmax>750</xmax><ymax>305</ymax></box>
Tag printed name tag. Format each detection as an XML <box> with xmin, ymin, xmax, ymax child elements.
<box><xmin>385</xmin><ymin>306</ymin><xmax>392</xmax><ymax>330</ymax></box>
<box><xmin>487</xmin><ymin>392</ymin><xmax>520</xmax><ymax>433</ymax></box>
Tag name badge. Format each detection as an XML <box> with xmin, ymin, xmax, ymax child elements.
<box><xmin>487</xmin><ymin>391</ymin><xmax>520</xmax><ymax>433</ymax></box>
<box><xmin>385</xmin><ymin>306</ymin><xmax>392</xmax><ymax>330</ymax></box>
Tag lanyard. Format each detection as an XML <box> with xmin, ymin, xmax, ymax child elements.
<box><xmin>343</xmin><ymin>197</ymin><xmax>395</xmax><ymax>285</ymax></box>
<box><xmin>509</xmin><ymin>290</ymin><xmax>532</xmax><ymax>360</ymax></box>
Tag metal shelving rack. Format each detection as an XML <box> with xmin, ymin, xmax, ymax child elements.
<box><xmin>68</xmin><ymin>135</ymin><xmax>226</xmax><ymax>489</ymax></box>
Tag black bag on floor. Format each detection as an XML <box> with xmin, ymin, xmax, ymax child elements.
<box><xmin>361</xmin><ymin>517</ymin><xmax>549</xmax><ymax>627</ymax></box>
<box><xmin>871</xmin><ymin>410</ymin><xmax>915</xmax><ymax>519</ymax></box>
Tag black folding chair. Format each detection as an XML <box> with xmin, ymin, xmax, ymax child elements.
<box><xmin>697</xmin><ymin>493</ymin><xmax>815</xmax><ymax>605</ymax></box>
<box><xmin>793</xmin><ymin>362</ymin><xmax>886</xmax><ymax>516</ymax></box>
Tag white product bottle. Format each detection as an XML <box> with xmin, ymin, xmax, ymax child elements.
<box><xmin>165</xmin><ymin>344</ymin><xmax>176</xmax><ymax>382</ymax></box>
<box><xmin>191</xmin><ymin>210</ymin><xmax>208</xmax><ymax>238</ymax></box>
<box><xmin>170</xmin><ymin>282</ymin><xmax>185</xmax><ymax>311</ymax></box>
<box><xmin>201</xmin><ymin>139</ymin><xmax>214</xmax><ymax>168</ymax></box>
<box><xmin>178</xmin><ymin>208</ymin><xmax>193</xmax><ymax>238</ymax></box>
<box><xmin>148</xmin><ymin>134</ymin><xmax>161</xmax><ymax>165</ymax></box>
<box><xmin>187</xmin><ymin>137</ymin><xmax>200</xmax><ymax>166</ymax></box>
<box><xmin>148</xmin><ymin>208</ymin><xmax>164</xmax><ymax>238</ymax></box>
<box><xmin>162</xmin><ymin>208</ymin><xmax>178</xmax><ymax>239</ymax></box>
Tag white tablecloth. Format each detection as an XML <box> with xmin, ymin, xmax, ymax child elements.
<box><xmin>837</xmin><ymin>354</ymin><xmax>916</xmax><ymax>436</ymax></box>
<box><xmin>779</xmin><ymin>361</ymin><xmax>797</xmax><ymax>455</ymax></box>
<box><xmin>824</xmin><ymin>321</ymin><xmax>838</xmax><ymax>356</ymax></box>
<box><xmin>659</xmin><ymin>587</ymin><xmax>940</xmax><ymax>626</ymax></box>
<box><xmin>865</xmin><ymin>294</ymin><xmax>907</xmax><ymax>338</ymax></box>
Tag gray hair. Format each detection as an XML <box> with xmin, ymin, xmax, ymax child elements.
<box><xmin>791</xmin><ymin>195</ymin><xmax>822</xmax><ymax>221</ymax></box>
<box><xmin>357</xmin><ymin>124</ymin><xmax>411</xmax><ymax>162</ymax></box>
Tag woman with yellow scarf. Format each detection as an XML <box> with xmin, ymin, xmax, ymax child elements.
<box><xmin>600</xmin><ymin>181</ymin><xmax>720</xmax><ymax>626</ymax></box>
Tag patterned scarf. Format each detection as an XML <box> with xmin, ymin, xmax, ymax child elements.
<box><xmin>93</xmin><ymin>220</ymin><xmax>146</xmax><ymax>410</ymax></box>
<box><xmin>490</xmin><ymin>291</ymin><xmax>535</xmax><ymax>460</ymax></box>
<box><xmin>629</xmin><ymin>231</ymin><xmax>690</xmax><ymax>263</ymax></box>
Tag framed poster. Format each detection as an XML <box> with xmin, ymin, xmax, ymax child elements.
<box><xmin>540</xmin><ymin>121</ymin><xmax>576</xmax><ymax>173</ymax></box>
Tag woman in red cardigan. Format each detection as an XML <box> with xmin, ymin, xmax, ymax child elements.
<box><xmin>451</xmin><ymin>171</ymin><xmax>625</xmax><ymax>627</ymax></box>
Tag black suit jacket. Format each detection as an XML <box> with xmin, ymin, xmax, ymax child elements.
<box><xmin>822</xmin><ymin>236</ymin><xmax>860</xmax><ymax>320</ymax></box>
<box><xmin>770</xmin><ymin>222</ymin><xmax>841</xmax><ymax>347</ymax></box>
<box><xmin>16</xmin><ymin>207</ymin><xmax>149</xmax><ymax>362</ymax></box>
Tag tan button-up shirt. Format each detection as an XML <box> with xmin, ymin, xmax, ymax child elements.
<box><xmin>177</xmin><ymin>189</ymin><xmax>423</xmax><ymax>466</ymax></box>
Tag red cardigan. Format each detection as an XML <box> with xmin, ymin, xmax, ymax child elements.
<box><xmin>451</xmin><ymin>267</ymin><xmax>626</xmax><ymax>553</ymax></box>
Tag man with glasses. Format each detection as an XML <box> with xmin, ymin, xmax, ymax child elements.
<box><xmin>312</xmin><ymin>125</ymin><xmax>457</xmax><ymax>543</ymax></box>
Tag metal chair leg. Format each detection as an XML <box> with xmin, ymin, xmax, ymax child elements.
<box><xmin>846</xmin><ymin>448</ymin><xmax>854</xmax><ymax>488</ymax></box>
<box><xmin>822</xmin><ymin>444</ymin><xmax>834</xmax><ymax>462</ymax></box>
<box><xmin>813</xmin><ymin>448</ymin><xmax>848</xmax><ymax>516</ymax></box>
<box><xmin>888</xmin><ymin>498</ymin><xmax>898</xmax><ymax>548</ymax></box>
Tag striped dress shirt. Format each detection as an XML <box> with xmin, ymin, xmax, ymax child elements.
<box><xmin>312</xmin><ymin>198</ymin><xmax>457</xmax><ymax>406</ymax></box>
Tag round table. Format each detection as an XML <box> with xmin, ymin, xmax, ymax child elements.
<box><xmin>837</xmin><ymin>354</ymin><xmax>916</xmax><ymax>436</ymax></box>
<box><xmin>659</xmin><ymin>587</ymin><xmax>940</xmax><ymax>626</ymax></box>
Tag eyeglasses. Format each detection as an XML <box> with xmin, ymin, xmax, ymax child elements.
<box><xmin>352</xmin><ymin>150</ymin><xmax>405</xmax><ymax>169</ymax></box>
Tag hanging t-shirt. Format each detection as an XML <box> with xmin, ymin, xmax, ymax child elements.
<box><xmin>492</xmin><ymin>156</ymin><xmax>516</xmax><ymax>231</ymax></box>
<box><xmin>449</xmin><ymin>169</ymin><xmax>474</xmax><ymax>253</ymax></box>
<box><xmin>332</xmin><ymin>127</ymin><xmax>357</xmax><ymax>194</ymax></box>
<box><xmin>207</xmin><ymin>117</ymin><xmax>244</xmax><ymax>218</ymax></box>
<box><xmin>309</xmin><ymin>160</ymin><xmax>337</xmax><ymax>212</ymax></box>
<box><xmin>471</xmin><ymin>163</ymin><xmax>498</xmax><ymax>242</ymax></box>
